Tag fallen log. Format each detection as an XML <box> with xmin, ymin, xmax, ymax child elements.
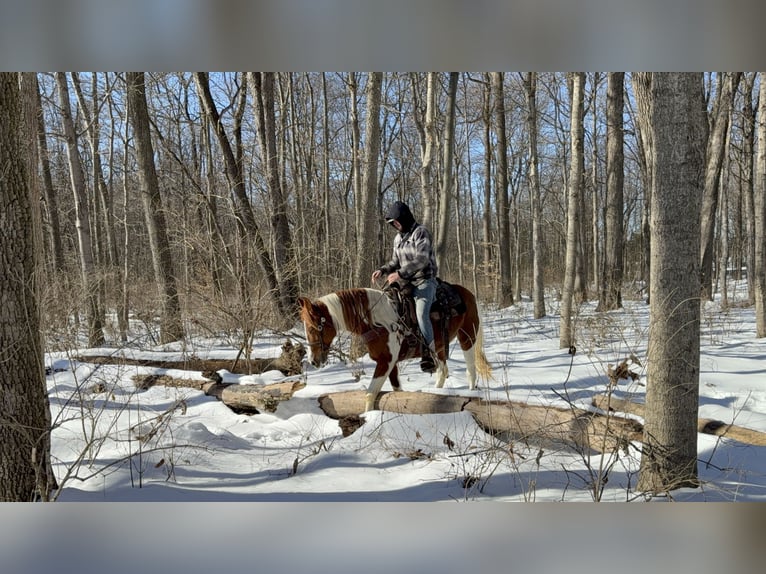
<box><xmin>318</xmin><ymin>390</ymin><xmax>643</xmax><ymax>453</ymax></box>
<box><xmin>591</xmin><ymin>393</ymin><xmax>766</xmax><ymax>446</ymax></box>
<box><xmin>204</xmin><ymin>380</ymin><xmax>306</xmax><ymax>414</ymax></box>
<box><xmin>128</xmin><ymin>373</ymin><xmax>305</xmax><ymax>414</ymax></box>
<box><xmin>78</xmin><ymin>339</ymin><xmax>306</xmax><ymax>377</ymax></box>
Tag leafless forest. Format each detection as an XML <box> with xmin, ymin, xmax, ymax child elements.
<box><xmin>30</xmin><ymin>73</ymin><xmax>764</xmax><ymax>347</ymax></box>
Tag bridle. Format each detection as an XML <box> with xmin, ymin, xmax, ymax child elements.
<box><xmin>307</xmin><ymin>315</ymin><xmax>329</xmax><ymax>362</ymax></box>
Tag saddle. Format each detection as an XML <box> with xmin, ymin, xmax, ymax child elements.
<box><xmin>384</xmin><ymin>279</ymin><xmax>466</xmax><ymax>359</ymax></box>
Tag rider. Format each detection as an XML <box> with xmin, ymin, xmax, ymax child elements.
<box><xmin>371</xmin><ymin>201</ymin><xmax>439</xmax><ymax>373</ymax></box>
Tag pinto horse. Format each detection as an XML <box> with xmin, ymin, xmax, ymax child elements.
<box><xmin>298</xmin><ymin>284</ymin><xmax>491</xmax><ymax>412</ymax></box>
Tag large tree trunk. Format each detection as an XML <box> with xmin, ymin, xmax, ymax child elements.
<box><xmin>0</xmin><ymin>73</ymin><xmax>55</xmax><ymax>500</ymax></box>
<box><xmin>754</xmin><ymin>72</ymin><xmax>766</xmax><ymax>338</ymax></box>
<box><xmin>524</xmin><ymin>73</ymin><xmax>546</xmax><ymax>319</ymax></box>
<box><xmin>637</xmin><ymin>73</ymin><xmax>706</xmax><ymax>493</ymax></box>
<box><xmin>740</xmin><ymin>73</ymin><xmax>757</xmax><ymax>305</ymax></box>
<box><xmin>126</xmin><ymin>72</ymin><xmax>184</xmax><ymax>343</ymax></box>
<box><xmin>353</xmin><ymin>72</ymin><xmax>383</xmax><ymax>287</ymax></box>
<box><xmin>55</xmin><ymin>72</ymin><xmax>105</xmax><ymax>346</ymax></box>
<box><xmin>434</xmin><ymin>72</ymin><xmax>459</xmax><ymax>269</ymax></box>
<box><xmin>492</xmin><ymin>72</ymin><xmax>514</xmax><ymax>307</ymax></box>
<box><xmin>598</xmin><ymin>72</ymin><xmax>625</xmax><ymax>311</ymax></box>
<box><xmin>560</xmin><ymin>72</ymin><xmax>585</xmax><ymax>349</ymax></box>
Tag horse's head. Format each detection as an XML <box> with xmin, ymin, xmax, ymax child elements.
<box><xmin>298</xmin><ymin>297</ymin><xmax>337</xmax><ymax>368</ymax></box>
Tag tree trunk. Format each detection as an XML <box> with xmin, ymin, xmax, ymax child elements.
<box><xmin>126</xmin><ymin>72</ymin><xmax>184</xmax><ymax>343</ymax></box>
<box><xmin>631</xmin><ymin>73</ymin><xmax>654</xmax><ymax>303</ymax></box>
<box><xmin>193</xmin><ymin>73</ymin><xmax>283</xmax><ymax>317</ymax></box>
<box><xmin>700</xmin><ymin>73</ymin><xmax>740</xmax><ymax>301</ymax></box>
<box><xmin>54</xmin><ymin>72</ymin><xmax>105</xmax><ymax>346</ymax></box>
<box><xmin>435</xmin><ymin>72</ymin><xmax>459</xmax><ymax>268</ymax></box>
<box><xmin>353</xmin><ymin>72</ymin><xmax>383</xmax><ymax>287</ymax></box>
<box><xmin>417</xmin><ymin>72</ymin><xmax>437</xmax><ymax>230</ymax></box>
<box><xmin>492</xmin><ymin>72</ymin><xmax>514</xmax><ymax>306</ymax></box>
<box><xmin>317</xmin><ymin>390</ymin><xmax>643</xmax><ymax>453</ymax></box>
<box><xmin>598</xmin><ymin>72</ymin><xmax>625</xmax><ymax>311</ymax></box>
<box><xmin>524</xmin><ymin>73</ymin><xmax>546</xmax><ymax>319</ymax></box>
<box><xmin>482</xmin><ymin>75</ymin><xmax>493</xmax><ymax>295</ymax></box>
<box><xmin>0</xmin><ymin>72</ymin><xmax>55</xmax><ymax>500</ymax></box>
<box><xmin>560</xmin><ymin>72</ymin><xmax>585</xmax><ymax>349</ymax></box>
<box><xmin>740</xmin><ymin>73</ymin><xmax>756</xmax><ymax>305</ymax></box>
<box><xmin>637</xmin><ymin>73</ymin><xmax>706</xmax><ymax>493</ymax></box>
<box><xmin>34</xmin><ymin>74</ymin><xmax>65</xmax><ymax>273</ymax></box>
<box><xmin>251</xmin><ymin>72</ymin><xmax>298</xmax><ymax>316</ymax></box>
<box><xmin>754</xmin><ymin>72</ymin><xmax>766</xmax><ymax>338</ymax></box>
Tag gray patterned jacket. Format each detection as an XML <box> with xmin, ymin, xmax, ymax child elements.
<box><xmin>379</xmin><ymin>223</ymin><xmax>438</xmax><ymax>286</ymax></box>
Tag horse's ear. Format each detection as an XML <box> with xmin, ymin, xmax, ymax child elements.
<box><xmin>297</xmin><ymin>297</ymin><xmax>311</xmax><ymax>310</ymax></box>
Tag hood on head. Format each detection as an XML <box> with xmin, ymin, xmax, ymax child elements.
<box><xmin>385</xmin><ymin>201</ymin><xmax>416</xmax><ymax>232</ymax></box>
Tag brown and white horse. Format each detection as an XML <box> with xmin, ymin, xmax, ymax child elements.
<box><xmin>298</xmin><ymin>285</ymin><xmax>491</xmax><ymax>412</ymax></box>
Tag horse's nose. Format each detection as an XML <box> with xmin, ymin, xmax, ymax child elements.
<box><xmin>310</xmin><ymin>357</ymin><xmax>320</xmax><ymax>368</ymax></box>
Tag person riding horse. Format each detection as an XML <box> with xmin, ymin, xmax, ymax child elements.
<box><xmin>371</xmin><ymin>201</ymin><xmax>438</xmax><ymax>373</ymax></box>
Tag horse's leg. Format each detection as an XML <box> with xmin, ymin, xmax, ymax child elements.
<box><xmin>388</xmin><ymin>364</ymin><xmax>401</xmax><ymax>391</ymax></box>
<box><xmin>457</xmin><ymin>324</ymin><xmax>478</xmax><ymax>391</ymax></box>
<box><xmin>365</xmin><ymin>335</ymin><xmax>400</xmax><ymax>411</ymax></box>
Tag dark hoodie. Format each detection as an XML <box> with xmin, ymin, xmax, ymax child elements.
<box><xmin>380</xmin><ymin>201</ymin><xmax>438</xmax><ymax>285</ymax></box>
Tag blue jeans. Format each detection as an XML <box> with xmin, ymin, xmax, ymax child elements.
<box><xmin>413</xmin><ymin>278</ymin><xmax>437</xmax><ymax>346</ymax></box>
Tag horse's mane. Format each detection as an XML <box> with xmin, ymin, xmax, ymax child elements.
<box><xmin>319</xmin><ymin>288</ymin><xmax>397</xmax><ymax>335</ymax></box>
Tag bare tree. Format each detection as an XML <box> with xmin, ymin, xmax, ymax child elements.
<box><xmin>597</xmin><ymin>72</ymin><xmax>625</xmax><ymax>311</ymax></box>
<box><xmin>54</xmin><ymin>72</ymin><xmax>105</xmax><ymax>346</ymax></box>
<box><xmin>560</xmin><ymin>72</ymin><xmax>585</xmax><ymax>349</ymax></box>
<box><xmin>755</xmin><ymin>72</ymin><xmax>766</xmax><ymax>338</ymax></box>
<box><xmin>353</xmin><ymin>72</ymin><xmax>383</xmax><ymax>287</ymax></box>
<box><xmin>413</xmin><ymin>72</ymin><xmax>437</xmax><ymax>229</ymax></box>
<box><xmin>193</xmin><ymin>72</ymin><xmax>284</xmax><ymax>319</ymax></box>
<box><xmin>492</xmin><ymin>72</ymin><xmax>514</xmax><ymax>307</ymax></box>
<box><xmin>0</xmin><ymin>72</ymin><xmax>55</xmax><ymax>500</ymax></box>
<box><xmin>637</xmin><ymin>73</ymin><xmax>706</xmax><ymax>493</ymax></box>
<box><xmin>700</xmin><ymin>73</ymin><xmax>740</xmax><ymax>300</ymax></box>
<box><xmin>251</xmin><ymin>72</ymin><xmax>298</xmax><ymax>314</ymax></box>
<box><xmin>126</xmin><ymin>72</ymin><xmax>184</xmax><ymax>343</ymax></box>
<box><xmin>524</xmin><ymin>72</ymin><xmax>546</xmax><ymax>318</ymax></box>
<box><xmin>434</xmin><ymin>72</ymin><xmax>459</xmax><ymax>268</ymax></box>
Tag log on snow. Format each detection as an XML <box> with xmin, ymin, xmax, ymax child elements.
<box><xmin>318</xmin><ymin>390</ymin><xmax>644</xmax><ymax>453</ymax></box>
<box><xmin>204</xmin><ymin>380</ymin><xmax>306</xmax><ymax>414</ymax></box>
<box><xmin>591</xmin><ymin>393</ymin><xmax>766</xmax><ymax>446</ymax></box>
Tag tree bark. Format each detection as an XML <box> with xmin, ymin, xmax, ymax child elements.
<box><xmin>126</xmin><ymin>72</ymin><xmax>184</xmax><ymax>343</ymax></box>
<box><xmin>492</xmin><ymin>72</ymin><xmax>514</xmax><ymax>306</ymax></box>
<box><xmin>598</xmin><ymin>72</ymin><xmax>625</xmax><ymax>311</ymax></box>
<box><xmin>754</xmin><ymin>72</ymin><xmax>766</xmax><ymax>337</ymax></box>
<box><xmin>524</xmin><ymin>73</ymin><xmax>546</xmax><ymax>319</ymax></box>
<box><xmin>0</xmin><ymin>72</ymin><xmax>55</xmax><ymax>500</ymax></box>
<box><xmin>700</xmin><ymin>73</ymin><xmax>740</xmax><ymax>301</ymax></box>
<box><xmin>435</xmin><ymin>72</ymin><xmax>459</xmax><ymax>268</ymax></box>
<box><xmin>638</xmin><ymin>73</ymin><xmax>706</xmax><ymax>493</ymax></box>
<box><xmin>353</xmin><ymin>72</ymin><xmax>383</xmax><ymax>287</ymax></box>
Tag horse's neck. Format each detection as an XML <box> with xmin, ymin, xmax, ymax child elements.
<box><xmin>323</xmin><ymin>289</ymin><xmax>396</xmax><ymax>335</ymax></box>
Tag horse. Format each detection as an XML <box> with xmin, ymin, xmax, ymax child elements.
<box><xmin>298</xmin><ymin>283</ymin><xmax>491</xmax><ymax>412</ymax></box>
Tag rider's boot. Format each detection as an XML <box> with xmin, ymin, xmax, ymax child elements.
<box><xmin>420</xmin><ymin>341</ymin><xmax>437</xmax><ymax>373</ymax></box>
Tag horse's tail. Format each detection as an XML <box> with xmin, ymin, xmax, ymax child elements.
<box><xmin>474</xmin><ymin>322</ymin><xmax>492</xmax><ymax>381</ymax></box>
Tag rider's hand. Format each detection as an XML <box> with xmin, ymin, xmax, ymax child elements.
<box><xmin>371</xmin><ymin>270</ymin><xmax>382</xmax><ymax>284</ymax></box>
<box><xmin>386</xmin><ymin>271</ymin><xmax>401</xmax><ymax>285</ymax></box>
